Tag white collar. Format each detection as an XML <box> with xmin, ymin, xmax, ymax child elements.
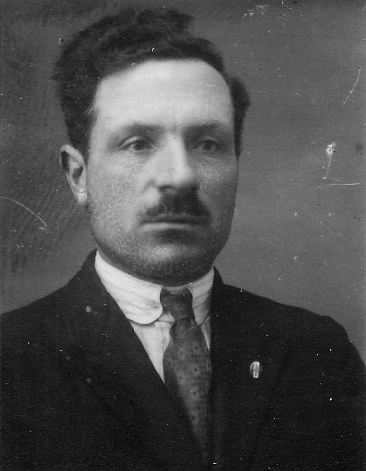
<box><xmin>95</xmin><ymin>251</ymin><xmax>214</xmax><ymax>325</ymax></box>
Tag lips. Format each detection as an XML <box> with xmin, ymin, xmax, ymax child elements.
<box><xmin>144</xmin><ymin>213</ymin><xmax>208</xmax><ymax>225</ymax></box>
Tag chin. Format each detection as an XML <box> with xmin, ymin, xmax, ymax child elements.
<box><xmin>96</xmin><ymin>232</ymin><xmax>226</xmax><ymax>284</ymax></box>
<box><xmin>144</xmin><ymin>258</ymin><xmax>209</xmax><ymax>285</ymax></box>
<box><xmin>137</xmin><ymin>244</ymin><xmax>217</xmax><ymax>284</ymax></box>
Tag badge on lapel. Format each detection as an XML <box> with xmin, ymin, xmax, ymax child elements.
<box><xmin>250</xmin><ymin>361</ymin><xmax>262</xmax><ymax>379</ymax></box>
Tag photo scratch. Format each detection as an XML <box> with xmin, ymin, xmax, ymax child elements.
<box><xmin>323</xmin><ymin>142</ymin><xmax>336</xmax><ymax>180</ymax></box>
<box><xmin>1</xmin><ymin>196</ymin><xmax>48</xmax><ymax>230</ymax></box>
<box><xmin>342</xmin><ymin>67</ymin><xmax>362</xmax><ymax>105</ymax></box>
<box><xmin>325</xmin><ymin>183</ymin><xmax>360</xmax><ymax>186</ymax></box>
<box><xmin>275</xmin><ymin>14</ymin><xmax>287</xmax><ymax>28</ymax></box>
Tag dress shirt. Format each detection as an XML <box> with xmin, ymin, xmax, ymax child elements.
<box><xmin>95</xmin><ymin>252</ymin><xmax>213</xmax><ymax>380</ymax></box>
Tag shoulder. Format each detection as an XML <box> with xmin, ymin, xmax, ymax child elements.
<box><xmin>0</xmin><ymin>251</ymin><xmax>101</xmax><ymax>350</ymax></box>
<box><xmin>216</xmin><ymin>280</ymin><xmax>345</xmax><ymax>334</ymax></box>
<box><xmin>214</xmin><ymin>280</ymin><xmax>363</xmax><ymax>368</ymax></box>
<box><xmin>1</xmin><ymin>286</ymin><xmax>68</xmax><ymax>343</ymax></box>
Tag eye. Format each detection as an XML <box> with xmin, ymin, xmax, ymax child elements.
<box><xmin>122</xmin><ymin>138</ymin><xmax>153</xmax><ymax>153</ymax></box>
<box><xmin>195</xmin><ymin>139</ymin><xmax>220</xmax><ymax>153</ymax></box>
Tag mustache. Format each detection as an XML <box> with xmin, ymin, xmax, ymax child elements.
<box><xmin>143</xmin><ymin>190</ymin><xmax>210</xmax><ymax>221</ymax></box>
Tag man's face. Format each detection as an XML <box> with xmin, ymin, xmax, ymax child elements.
<box><xmin>85</xmin><ymin>59</ymin><xmax>238</xmax><ymax>285</ymax></box>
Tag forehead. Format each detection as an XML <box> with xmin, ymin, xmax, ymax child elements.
<box><xmin>93</xmin><ymin>60</ymin><xmax>233</xmax><ymax>132</ymax></box>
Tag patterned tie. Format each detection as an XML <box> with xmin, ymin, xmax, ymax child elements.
<box><xmin>161</xmin><ymin>288</ymin><xmax>212</xmax><ymax>465</ymax></box>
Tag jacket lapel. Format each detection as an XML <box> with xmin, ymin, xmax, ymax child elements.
<box><xmin>57</xmin><ymin>252</ymin><xmax>203</xmax><ymax>470</ymax></box>
<box><xmin>210</xmin><ymin>273</ymin><xmax>288</xmax><ymax>469</ymax></box>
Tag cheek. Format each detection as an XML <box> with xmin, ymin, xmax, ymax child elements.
<box><xmin>87</xmin><ymin>157</ymin><xmax>145</xmax><ymax>201</ymax></box>
<box><xmin>88</xmin><ymin>163</ymin><xmax>131</xmax><ymax>199</ymax></box>
<box><xmin>201</xmin><ymin>163</ymin><xmax>238</xmax><ymax>202</ymax></box>
<box><xmin>87</xmin><ymin>173</ymin><xmax>135</xmax><ymax>226</ymax></box>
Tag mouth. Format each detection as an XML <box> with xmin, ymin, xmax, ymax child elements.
<box><xmin>143</xmin><ymin>213</ymin><xmax>208</xmax><ymax>225</ymax></box>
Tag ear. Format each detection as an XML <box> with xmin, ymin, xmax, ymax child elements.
<box><xmin>60</xmin><ymin>144</ymin><xmax>88</xmax><ymax>207</ymax></box>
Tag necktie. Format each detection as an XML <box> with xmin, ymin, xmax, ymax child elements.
<box><xmin>161</xmin><ymin>288</ymin><xmax>212</xmax><ymax>464</ymax></box>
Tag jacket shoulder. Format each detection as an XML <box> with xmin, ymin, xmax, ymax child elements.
<box><xmin>218</xmin><ymin>282</ymin><xmax>340</xmax><ymax>326</ymax></box>
<box><xmin>1</xmin><ymin>286</ymin><xmax>68</xmax><ymax>340</ymax></box>
<box><xmin>215</xmin><ymin>282</ymin><xmax>358</xmax><ymax>356</ymax></box>
<box><xmin>0</xmin><ymin>251</ymin><xmax>101</xmax><ymax>345</ymax></box>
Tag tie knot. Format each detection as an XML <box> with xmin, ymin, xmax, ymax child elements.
<box><xmin>160</xmin><ymin>287</ymin><xmax>195</xmax><ymax>322</ymax></box>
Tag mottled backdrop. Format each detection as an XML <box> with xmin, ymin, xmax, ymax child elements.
<box><xmin>1</xmin><ymin>0</ymin><xmax>365</xmax><ymax>359</ymax></box>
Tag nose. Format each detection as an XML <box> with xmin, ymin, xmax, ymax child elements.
<box><xmin>152</xmin><ymin>137</ymin><xmax>198</xmax><ymax>192</ymax></box>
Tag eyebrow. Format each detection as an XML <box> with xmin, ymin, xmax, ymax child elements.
<box><xmin>183</xmin><ymin>122</ymin><xmax>234</xmax><ymax>138</ymax></box>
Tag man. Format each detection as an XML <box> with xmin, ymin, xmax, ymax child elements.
<box><xmin>1</xmin><ymin>8</ymin><xmax>365</xmax><ymax>471</ymax></box>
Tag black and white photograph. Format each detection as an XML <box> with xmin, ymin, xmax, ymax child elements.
<box><xmin>1</xmin><ymin>1</ymin><xmax>365</xmax><ymax>469</ymax></box>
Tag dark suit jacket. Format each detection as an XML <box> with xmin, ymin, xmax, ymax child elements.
<box><xmin>1</xmin><ymin>252</ymin><xmax>365</xmax><ymax>470</ymax></box>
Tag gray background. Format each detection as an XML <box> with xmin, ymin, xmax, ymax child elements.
<box><xmin>1</xmin><ymin>0</ymin><xmax>365</xmax><ymax>360</ymax></box>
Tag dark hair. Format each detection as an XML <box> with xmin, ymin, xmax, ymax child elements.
<box><xmin>53</xmin><ymin>8</ymin><xmax>250</xmax><ymax>159</ymax></box>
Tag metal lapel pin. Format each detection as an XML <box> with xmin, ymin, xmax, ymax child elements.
<box><xmin>250</xmin><ymin>361</ymin><xmax>262</xmax><ymax>379</ymax></box>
